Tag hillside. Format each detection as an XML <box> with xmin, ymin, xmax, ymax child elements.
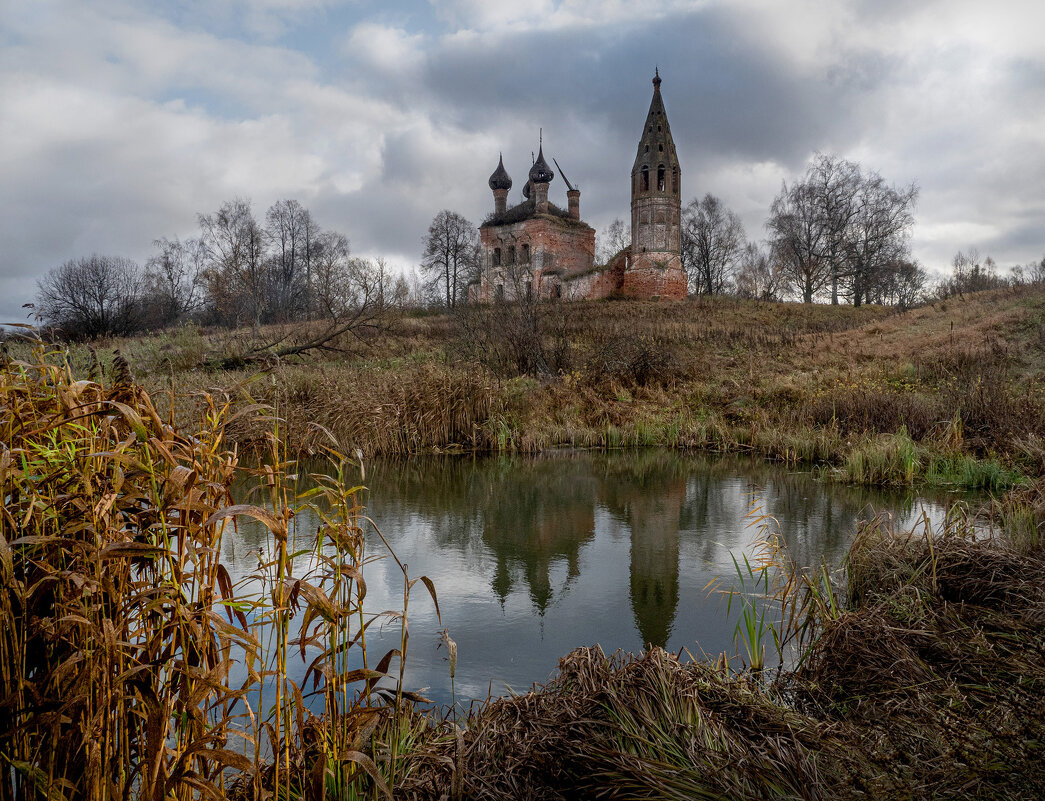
<box><xmin>29</xmin><ymin>283</ymin><xmax>1045</xmax><ymax>489</ymax></box>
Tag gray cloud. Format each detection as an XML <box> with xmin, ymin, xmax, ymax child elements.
<box><xmin>2</xmin><ymin>0</ymin><xmax>1044</xmax><ymax>325</ymax></box>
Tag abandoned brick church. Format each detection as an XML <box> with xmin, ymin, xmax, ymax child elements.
<box><xmin>470</xmin><ymin>70</ymin><xmax>686</xmax><ymax>303</ymax></box>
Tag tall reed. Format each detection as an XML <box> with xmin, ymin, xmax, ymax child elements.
<box><xmin>0</xmin><ymin>344</ymin><xmax>435</xmax><ymax>800</ymax></box>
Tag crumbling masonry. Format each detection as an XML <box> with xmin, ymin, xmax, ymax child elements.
<box><xmin>470</xmin><ymin>71</ymin><xmax>686</xmax><ymax>303</ymax></box>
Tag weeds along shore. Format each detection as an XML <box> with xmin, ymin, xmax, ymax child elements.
<box><xmin>2</xmin><ymin>344</ymin><xmax>1044</xmax><ymax>799</ymax></box>
<box><xmin>26</xmin><ymin>286</ymin><xmax>1045</xmax><ymax>491</ymax></box>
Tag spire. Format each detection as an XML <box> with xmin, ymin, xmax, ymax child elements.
<box><xmin>632</xmin><ymin>69</ymin><xmax>678</xmax><ymax>175</ymax></box>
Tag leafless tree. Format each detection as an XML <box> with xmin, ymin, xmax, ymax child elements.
<box><xmin>843</xmin><ymin>173</ymin><xmax>918</xmax><ymax>306</ymax></box>
<box><xmin>869</xmin><ymin>259</ymin><xmax>928</xmax><ymax>309</ymax></box>
<box><xmin>36</xmin><ymin>255</ymin><xmax>145</xmax><ymax>339</ymax></box>
<box><xmin>264</xmin><ymin>199</ymin><xmax>318</xmax><ymax>321</ymax></box>
<box><xmin>734</xmin><ymin>242</ymin><xmax>784</xmax><ymax>301</ymax></box>
<box><xmin>421</xmin><ymin>210</ymin><xmax>479</xmax><ymax>309</ymax></box>
<box><xmin>939</xmin><ymin>249</ymin><xmax>1008</xmax><ymax>297</ymax></box>
<box><xmin>454</xmin><ymin>259</ymin><xmax>571</xmax><ymax>376</ymax></box>
<box><xmin>767</xmin><ymin>179</ymin><xmax>827</xmax><ymax>303</ymax></box>
<box><xmin>145</xmin><ymin>237</ymin><xmax>205</xmax><ymax>325</ymax></box>
<box><xmin>596</xmin><ymin>218</ymin><xmax>630</xmax><ymax>264</ymax></box>
<box><xmin>682</xmin><ymin>193</ymin><xmax>746</xmax><ymax>295</ymax></box>
<box><xmin>767</xmin><ymin>156</ymin><xmax>917</xmax><ymax>306</ymax></box>
<box><xmin>198</xmin><ymin>199</ymin><xmax>266</xmax><ymax>326</ymax></box>
<box><xmin>808</xmin><ymin>154</ymin><xmax>862</xmax><ymax>304</ymax></box>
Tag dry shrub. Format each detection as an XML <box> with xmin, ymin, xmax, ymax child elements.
<box><xmin>582</xmin><ymin>332</ymin><xmax>687</xmax><ymax>388</ymax></box>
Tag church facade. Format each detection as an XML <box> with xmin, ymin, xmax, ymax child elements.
<box><xmin>470</xmin><ymin>71</ymin><xmax>686</xmax><ymax>303</ymax></box>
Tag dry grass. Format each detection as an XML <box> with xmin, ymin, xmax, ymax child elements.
<box><xmin>9</xmin><ymin>285</ymin><xmax>1044</xmax><ymax>485</ymax></box>
<box><xmin>0</xmin><ymin>344</ymin><xmax>437</xmax><ymax>800</ymax></box>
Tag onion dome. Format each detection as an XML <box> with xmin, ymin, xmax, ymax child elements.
<box><xmin>522</xmin><ymin>179</ymin><xmax>532</xmax><ymax>199</ymax></box>
<box><xmin>528</xmin><ymin>145</ymin><xmax>554</xmax><ymax>184</ymax></box>
<box><xmin>488</xmin><ymin>153</ymin><xmax>512</xmax><ymax>191</ymax></box>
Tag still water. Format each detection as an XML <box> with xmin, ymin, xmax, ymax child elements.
<box><xmin>224</xmin><ymin>449</ymin><xmax>968</xmax><ymax>706</ymax></box>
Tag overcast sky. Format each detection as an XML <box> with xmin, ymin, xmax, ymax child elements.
<box><xmin>2</xmin><ymin>0</ymin><xmax>1043</xmax><ymax>322</ymax></box>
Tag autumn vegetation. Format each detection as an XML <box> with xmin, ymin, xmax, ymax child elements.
<box><xmin>2</xmin><ymin>332</ymin><xmax>1044</xmax><ymax>799</ymax></box>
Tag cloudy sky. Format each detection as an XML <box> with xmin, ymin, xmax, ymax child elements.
<box><xmin>2</xmin><ymin>0</ymin><xmax>1043</xmax><ymax>322</ymax></box>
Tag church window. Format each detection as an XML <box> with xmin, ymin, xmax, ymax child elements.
<box><xmin>659</xmin><ymin>144</ymin><xmax>663</xmax><ymax>152</ymax></box>
<box><xmin>641</xmin><ymin>166</ymin><xmax>649</xmax><ymax>191</ymax></box>
<box><xmin>507</xmin><ymin>245</ymin><xmax>516</xmax><ymax>264</ymax></box>
<box><xmin>645</xmin><ymin>145</ymin><xmax>649</xmax><ymax>153</ymax></box>
<box><xmin>657</xmin><ymin>165</ymin><xmax>665</xmax><ymax>191</ymax></box>
<box><xmin>672</xmin><ymin>167</ymin><xmax>678</xmax><ymax>194</ymax></box>
<box><xmin>493</xmin><ymin>247</ymin><xmax>501</xmax><ymax>266</ymax></box>
<box><xmin>658</xmin><ymin>125</ymin><xmax>662</xmax><ymax>132</ymax></box>
<box><xmin>553</xmin><ymin>283</ymin><xmax>562</xmax><ymax>299</ymax></box>
<box><xmin>522</xmin><ymin>243</ymin><xmax>530</xmax><ymax>262</ymax></box>
<box><xmin>495</xmin><ymin>284</ymin><xmax>504</xmax><ymax>300</ymax></box>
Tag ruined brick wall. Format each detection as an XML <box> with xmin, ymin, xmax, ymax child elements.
<box><xmin>622</xmin><ymin>252</ymin><xmax>686</xmax><ymax>300</ymax></box>
<box><xmin>479</xmin><ymin>214</ymin><xmax>595</xmax><ymax>301</ymax></box>
<box><xmin>563</xmin><ymin>250</ymin><xmax>627</xmax><ymax>300</ymax></box>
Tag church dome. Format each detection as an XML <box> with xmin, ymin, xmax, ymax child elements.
<box><xmin>528</xmin><ymin>145</ymin><xmax>555</xmax><ymax>184</ymax></box>
<box><xmin>522</xmin><ymin>179</ymin><xmax>532</xmax><ymax>199</ymax></box>
<box><xmin>488</xmin><ymin>154</ymin><xmax>512</xmax><ymax>191</ymax></box>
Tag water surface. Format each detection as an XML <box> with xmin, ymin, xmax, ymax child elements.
<box><xmin>224</xmin><ymin>449</ymin><xmax>968</xmax><ymax>706</ymax></box>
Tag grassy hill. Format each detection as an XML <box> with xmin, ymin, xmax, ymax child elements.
<box><xmin>24</xmin><ymin>283</ymin><xmax>1045</xmax><ymax>488</ymax></box>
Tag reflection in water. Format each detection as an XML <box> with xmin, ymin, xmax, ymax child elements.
<box><xmin>230</xmin><ymin>449</ymin><xmax>973</xmax><ymax>704</ymax></box>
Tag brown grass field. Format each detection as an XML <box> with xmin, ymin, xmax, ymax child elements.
<box><xmin>30</xmin><ymin>283</ymin><xmax>1045</xmax><ymax>490</ymax></box>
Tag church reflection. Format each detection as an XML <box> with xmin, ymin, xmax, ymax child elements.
<box><xmin>354</xmin><ymin>449</ymin><xmax>962</xmax><ymax>650</ymax></box>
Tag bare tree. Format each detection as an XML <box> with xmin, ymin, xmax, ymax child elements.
<box><xmin>596</xmin><ymin>218</ymin><xmax>630</xmax><ymax>264</ymax></box>
<box><xmin>421</xmin><ymin>210</ymin><xmax>478</xmax><ymax>308</ymax></box>
<box><xmin>843</xmin><ymin>173</ymin><xmax>918</xmax><ymax>306</ymax></box>
<box><xmin>734</xmin><ymin>242</ymin><xmax>784</xmax><ymax>301</ymax></box>
<box><xmin>767</xmin><ymin>179</ymin><xmax>827</xmax><ymax>303</ymax></box>
<box><xmin>36</xmin><ymin>255</ymin><xmax>145</xmax><ymax>339</ymax></box>
<box><xmin>682</xmin><ymin>193</ymin><xmax>746</xmax><ymax>296</ymax></box>
<box><xmin>198</xmin><ymin>199</ymin><xmax>266</xmax><ymax>326</ymax></box>
<box><xmin>264</xmin><ymin>199</ymin><xmax>317</xmax><ymax>321</ymax></box>
<box><xmin>808</xmin><ymin>154</ymin><xmax>862</xmax><ymax>304</ymax></box>
<box><xmin>940</xmin><ymin>249</ymin><xmax>1008</xmax><ymax>297</ymax></box>
<box><xmin>870</xmin><ymin>259</ymin><xmax>927</xmax><ymax>309</ymax></box>
<box><xmin>453</xmin><ymin>258</ymin><xmax>571</xmax><ymax>376</ymax></box>
<box><xmin>145</xmin><ymin>237</ymin><xmax>204</xmax><ymax>326</ymax></box>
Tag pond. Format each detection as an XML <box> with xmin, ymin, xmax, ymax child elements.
<box><xmin>223</xmin><ymin>449</ymin><xmax>972</xmax><ymax>707</ymax></box>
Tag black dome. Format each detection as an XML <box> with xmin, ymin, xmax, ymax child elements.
<box><xmin>528</xmin><ymin>145</ymin><xmax>554</xmax><ymax>184</ymax></box>
<box><xmin>488</xmin><ymin>154</ymin><xmax>512</xmax><ymax>191</ymax></box>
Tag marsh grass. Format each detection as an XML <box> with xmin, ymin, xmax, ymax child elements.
<box><xmin>0</xmin><ymin>344</ymin><xmax>438</xmax><ymax>800</ymax></box>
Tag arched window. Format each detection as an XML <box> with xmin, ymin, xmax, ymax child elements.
<box><xmin>507</xmin><ymin>245</ymin><xmax>516</xmax><ymax>264</ymax></box>
<box><xmin>672</xmin><ymin>167</ymin><xmax>678</xmax><ymax>195</ymax></box>
<box><xmin>657</xmin><ymin>165</ymin><xmax>665</xmax><ymax>191</ymax></box>
<box><xmin>641</xmin><ymin>166</ymin><xmax>649</xmax><ymax>191</ymax></box>
<box><xmin>645</xmin><ymin>144</ymin><xmax>649</xmax><ymax>153</ymax></box>
<box><xmin>659</xmin><ymin>144</ymin><xmax>663</xmax><ymax>152</ymax></box>
<box><xmin>493</xmin><ymin>247</ymin><xmax>501</xmax><ymax>266</ymax></box>
<box><xmin>522</xmin><ymin>243</ymin><xmax>530</xmax><ymax>263</ymax></box>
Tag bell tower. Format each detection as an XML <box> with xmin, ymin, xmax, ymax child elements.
<box><xmin>624</xmin><ymin>69</ymin><xmax>686</xmax><ymax>300</ymax></box>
